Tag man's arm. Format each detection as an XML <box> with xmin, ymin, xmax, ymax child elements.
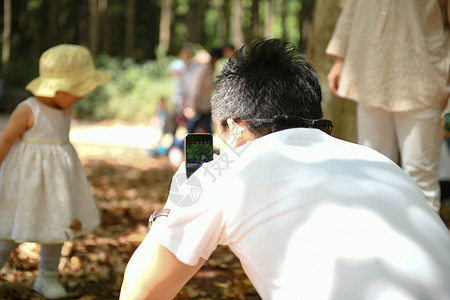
<box><xmin>120</xmin><ymin>231</ymin><xmax>205</xmax><ymax>300</ymax></box>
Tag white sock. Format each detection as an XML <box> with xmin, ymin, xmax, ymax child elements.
<box><xmin>38</xmin><ymin>244</ymin><xmax>63</xmax><ymax>273</ymax></box>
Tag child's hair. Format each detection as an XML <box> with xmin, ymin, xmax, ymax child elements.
<box><xmin>26</xmin><ymin>44</ymin><xmax>110</xmax><ymax>98</ymax></box>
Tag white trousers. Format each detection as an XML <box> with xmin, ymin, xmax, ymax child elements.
<box><xmin>357</xmin><ymin>103</ymin><xmax>443</xmax><ymax>212</ymax></box>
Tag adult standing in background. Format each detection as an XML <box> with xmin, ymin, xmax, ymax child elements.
<box><xmin>184</xmin><ymin>48</ymin><xmax>222</xmax><ymax>133</ymax></box>
<box><xmin>214</xmin><ymin>43</ymin><xmax>236</xmax><ymax>79</ymax></box>
<box><xmin>147</xmin><ymin>47</ymin><xmax>196</xmax><ymax>156</ymax></box>
<box><xmin>327</xmin><ymin>0</ymin><xmax>450</xmax><ymax>212</ymax></box>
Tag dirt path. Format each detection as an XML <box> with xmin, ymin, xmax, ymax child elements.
<box><xmin>0</xmin><ymin>114</ymin><xmax>163</xmax><ymax>168</ymax></box>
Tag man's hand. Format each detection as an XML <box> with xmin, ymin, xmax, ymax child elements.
<box><xmin>327</xmin><ymin>57</ymin><xmax>344</xmax><ymax>97</ymax></box>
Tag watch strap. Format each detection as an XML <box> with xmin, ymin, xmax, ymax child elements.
<box><xmin>148</xmin><ymin>209</ymin><xmax>171</xmax><ymax>229</ymax></box>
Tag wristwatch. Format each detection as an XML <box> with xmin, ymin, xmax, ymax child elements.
<box><xmin>148</xmin><ymin>209</ymin><xmax>171</xmax><ymax>230</ymax></box>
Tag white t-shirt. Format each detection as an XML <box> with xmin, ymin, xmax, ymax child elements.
<box><xmin>152</xmin><ymin>128</ymin><xmax>450</xmax><ymax>300</ymax></box>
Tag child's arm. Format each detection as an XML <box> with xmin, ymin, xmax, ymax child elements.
<box><xmin>0</xmin><ymin>105</ymin><xmax>33</xmax><ymax>164</ymax></box>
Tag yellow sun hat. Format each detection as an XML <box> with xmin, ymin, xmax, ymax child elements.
<box><xmin>26</xmin><ymin>44</ymin><xmax>111</xmax><ymax>98</ymax></box>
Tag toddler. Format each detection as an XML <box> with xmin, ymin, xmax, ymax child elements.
<box><xmin>0</xmin><ymin>44</ymin><xmax>110</xmax><ymax>299</ymax></box>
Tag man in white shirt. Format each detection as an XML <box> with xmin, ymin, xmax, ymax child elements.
<box><xmin>120</xmin><ymin>39</ymin><xmax>450</xmax><ymax>300</ymax></box>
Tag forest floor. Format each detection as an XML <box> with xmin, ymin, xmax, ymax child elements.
<box><xmin>0</xmin><ymin>118</ymin><xmax>261</xmax><ymax>300</ymax></box>
<box><xmin>0</xmin><ymin>117</ymin><xmax>449</xmax><ymax>300</ymax></box>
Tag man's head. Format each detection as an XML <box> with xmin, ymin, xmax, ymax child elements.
<box><xmin>210</xmin><ymin>48</ymin><xmax>223</xmax><ymax>65</ymax></box>
<box><xmin>211</xmin><ymin>39</ymin><xmax>323</xmax><ymax>138</ymax></box>
<box><xmin>179</xmin><ymin>47</ymin><xmax>191</xmax><ymax>63</ymax></box>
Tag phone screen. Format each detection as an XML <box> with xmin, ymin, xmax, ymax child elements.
<box><xmin>184</xmin><ymin>133</ymin><xmax>213</xmax><ymax>178</ymax></box>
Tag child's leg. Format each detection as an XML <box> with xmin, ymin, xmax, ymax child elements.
<box><xmin>38</xmin><ymin>244</ymin><xmax>63</xmax><ymax>272</ymax></box>
<box><xmin>0</xmin><ymin>240</ymin><xmax>19</xmax><ymax>269</ymax></box>
<box><xmin>33</xmin><ymin>243</ymin><xmax>68</xmax><ymax>299</ymax></box>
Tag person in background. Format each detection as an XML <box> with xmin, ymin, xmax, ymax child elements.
<box><xmin>184</xmin><ymin>48</ymin><xmax>222</xmax><ymax>133</ymax></box>
<box><xmin>214</xmin><ymin>43</ymin><xmax>236</xmax><ymax>79</ymax></box>
<box><xmin>120</xmin><ymin>39</ymin><xmax>450</xmax><ymax>300</ymax></box>
<box><xmin>326</xmin><ymin>0</ymin><xmax>450</xmax><ymax>212</ymax></box>
<box><xmin>146</xmin><ymin>97</ymin><xmax>171</xmax><ymax>156</ymax></box>
<box><xmin>0</xmin><ymin>44</ymin><xmax>110</xmax><ymax>299</ymax></box>
<box><xmin>147</xmin><ymin>47</ymin><xmax>196</xmax><ymax>156</ymax></box>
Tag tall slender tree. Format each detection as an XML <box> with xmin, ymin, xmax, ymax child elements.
<box><xmin>89</xmin><ymin>0</ymin><xmax>100</xmax><ymax>55</ymax></box>
<box><xmin>159</xmin><ymin>0</ymin><xmax>173</xmax><ymax>55</ymax></box>
<box><xmin>264</xmin><ymin>0</ymin><xmax>274</xmax><ymax>38</ymax></box>
<box><xmin>299</xmin><ymin>0</ymin><xmax>315</xmax><ymax>51</ymax></box>
<box><xmin>250</xmin><ymin>0</ymin><xmax>261</xmax><ymax>41</ymax></box>
<box><xmin>47</xmin><ymin>0</ymin><xmax>60</xmax><ymax>48</ymax></box>
<box><xmin>2</xmin><ymin>0</ymin><xmax>11</xmax><ymax>66</ymax></box>
<box><xmin>280</xmin><ymin>0</ymin><xmax>287</xmax><ymax>40</ymax></box>
<box><xmin>99</xmin><ymin>0</ymin><xmax>111</xmax><ymax>53</ymax></box>
<box><xmin>125</xmin><ymin>0</ymin><xmax>136</xmax><ymax>57</ymax></box>
<box><xmin>307</xmin><ymin>0</ymin><xmax>356</xmax><ymax>142</ymax></box>
<box><xmin>231</xmin><ymin>0</ymin><xmax>244</xmax><ymax>47</ymax></box>
<box><xmin>187</xmin><ymin>0</ymin><xmax>208</xmax><ymax>44</ymax></box>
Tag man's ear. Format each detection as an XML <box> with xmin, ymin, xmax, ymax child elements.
<box><xmin>227</xmin><ymin>118</ymin><xmax>245</xmax><ymax>133</ymax></box>
<box><xmin>226</xmin><ymin>118</ymin><xmax>236</xmax><ymax>130</ymax></box>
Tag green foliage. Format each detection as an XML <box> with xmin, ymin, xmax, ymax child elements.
<box><xmin>74</xmin><ymin>55</ymin><xmax>172</xmax><ymax>121</ymax></box>
<box><xmin>73</xmin><ymin>55</ymin><xmax>174</xmax><ymax>122</ymax></box>
<box><xmin>186</xmin><ymin>144</ymin><xmax>213</xmax><ymax>163</ymax></box>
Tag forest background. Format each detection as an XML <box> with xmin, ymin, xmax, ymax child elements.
<box><xmin>1</xmin><ymin>1</ymin><xmax>449</xmax><ymax>298</ymax></box>
<box><xmin>1</xmin><ymin>0</ymin><xmax>355</xmax><ymax>142</ymax></box>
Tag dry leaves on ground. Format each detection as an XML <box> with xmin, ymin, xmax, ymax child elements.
<box><xmin>0</xmin><ymin>155</ymin><xmax>261</xmax><ymax>300</ymax></box>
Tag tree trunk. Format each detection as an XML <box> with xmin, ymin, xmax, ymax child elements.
<box><xmin>217</xmin><ymin>11</ymin><xmax>227</xmax><ymax>44</ymax></box>
<box><xmin>242</xmin><ymin>0</ymin><xmax>253</xmax><ymax>45</ymax></box>
<box><xmin>168</xmin><ymin>13</ymin><xmax>177</xmax><ymax>55</ymax></box>
<box><xmin>264</xmin><ymin>0</ymin><xmax>274</xmax><ymax>38</ymax></box>
<box><xmin>231</xmin><ymin>0</ymin><xmax>244</xmax><ymax>47</ymax></box>
<box><xmin>280</xmin><ymin>0</ymin><xmax>287</xmax><ymax>40</ymax></box>
<box><xmin>89</xmin><ymin>0</ymin><xmax>99</xmax><ymax>54</ymax></box>
<box><xmin>159</xmin><ymin>0</ymin><xmax>173</xmax><ymax>55</ymax></box>
<box><xmin>99</xmin><ymin>0</ymin><xmax>110</xmax><ymax>54</ymax></box>
<box><xmin>2</xmin><ymin>0</ymin><xmax>11</xmax><ymax>66</ymax></box>
<box><xmin>67</xmin><ymin>1</ymin><xmax>80</xmax><ymax>44</ymax></box>
<box><xmin>147</xmin><ymin>0</ymin><xmax>160</xmax><ymax>59</ymax></box>
<box><xmin>299</xmin><ymin>0</ymin><xmax>314</xmax><ymax>52</ymax></box>
<box><xmin>47</xmin><ymin>0</ymin><xmax>60</xmax><ymax>48</ymax></box>
<box><xmin>307</xmin><ymin>0</ymin><xmax>356</xmax><ymax>142</ymax></box>
<box><xmin>186</xmin><ymin>0</ymin><xmax>208</xmax><ymax>44</ymax></box>
<box><xmin>223</xmin><ymin>0</ymin><xmax>232</xmax><ymax>44</ymax></box>
<box><xmin>250</xmin><ymin>0</ymin><xmax>261</xmax><ymax>41</ymax></box>
<box><xmin>125</xmin><ymin>0</ymin><xmax>136</xmax><ymax>57</ymax></box>
<box><xmin>78</xmin><ymin>3</ymin><xmax>89</xmax><ymax>47</ymax></box>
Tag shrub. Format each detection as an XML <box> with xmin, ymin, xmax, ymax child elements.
<box><xmin>74</xmin><ymin>55</ymin><xmax>174</xmax><ymax>123</ymax></box>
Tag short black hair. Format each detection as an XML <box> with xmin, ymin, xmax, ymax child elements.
<box><xmin>211</xmin><ymin>39</ymin><xmax>323</xmax><ymax>137</ymax></box>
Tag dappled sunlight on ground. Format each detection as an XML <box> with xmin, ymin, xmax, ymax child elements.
<box><xmin>0</xmin><ymin>118</ymin><xmax>261</xmax><ymax>299</ymax></box>
<box><xmin>0</xmin><ymin>117</ymin><xmax>448</xmax><ymax>299</ymax></box>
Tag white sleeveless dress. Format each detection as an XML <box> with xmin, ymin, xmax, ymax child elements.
<box><xmin>0</xmin><ymin>97</ymin><xmax>100</xmax><ymax>244</ymax></box>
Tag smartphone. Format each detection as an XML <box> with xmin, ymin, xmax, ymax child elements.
<box><xmin>184</xmin><ymin>133</ymin><xmax>213</xmax><ymax>178</ymax></box>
